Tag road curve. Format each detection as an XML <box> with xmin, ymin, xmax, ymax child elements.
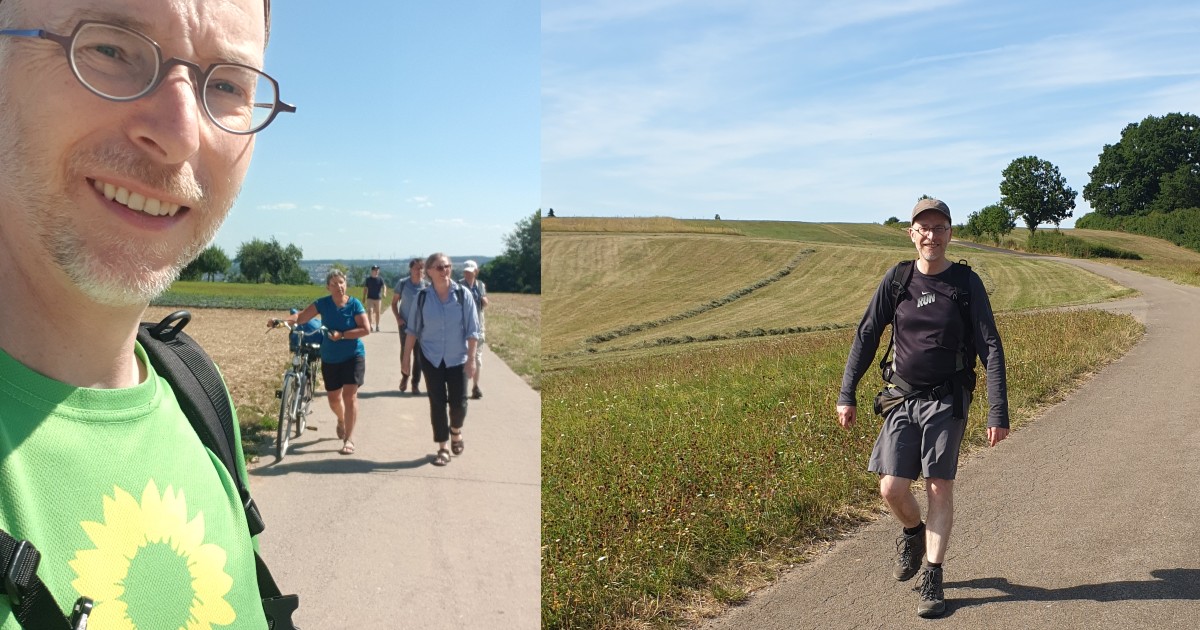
<box><xmin>700</xmin><ymin>256</ymin><xmax>1200</xmax><ymax>630</ymax></box>
<box><xmin>246</xmin><ymin>320</ymin><xmax>541</xmax><ymax>629</ymax></box>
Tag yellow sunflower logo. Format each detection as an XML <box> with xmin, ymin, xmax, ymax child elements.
<box><xmin>69</xmin><ymin>480</ymin><xmax>237</xmax><ymax>629</ymax></box>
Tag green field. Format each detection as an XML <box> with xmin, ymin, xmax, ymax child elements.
<box><xmin>152</xmin><ymin>280</ymin><xmax>327</xmax><ymax>310</ymax></box>
<box><xmin>960</xmin><ymin>228</ymin><xmax>1200</xmax><ymax>287</ymax></box>
<box><xmin>542</xmin><ymin>219</ymin><xmax>1149</xmax><ymax>629</ymax></box>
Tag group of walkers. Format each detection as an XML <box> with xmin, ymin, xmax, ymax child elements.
<box><xmin>278</xmin><ymin>253</ymin><xmax>485</xmax><ymax>465</ymax></box>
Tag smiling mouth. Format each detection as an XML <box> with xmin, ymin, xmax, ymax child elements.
<box><xmin>91</xmin><ymin>178</ymin><xmax>185</xmax><ymax>217</ymax></box>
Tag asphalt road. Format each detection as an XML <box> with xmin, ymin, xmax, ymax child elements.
<box><xmin>700</xmin><ymin>256</ymin><xmax>1200</xmax><ymax>629</ymax></box>
<box><xmin>246</xmin><ymin>318</ymin><xmax>540</xmax><ymax>629</ymax></box>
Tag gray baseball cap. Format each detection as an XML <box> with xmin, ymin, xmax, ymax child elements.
<box><xmin>911</xmin><ymin>198</ymin><xmax>951</xmax><ymax>223</ymax></box>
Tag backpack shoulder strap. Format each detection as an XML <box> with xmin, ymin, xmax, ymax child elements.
<box><xmin>137</xmin><ymin>312</ymin><xmax>264</xmax><ymax>537</ymax></box>
<box><xmin>0</xmin><ymin>530</ymin><xmax>74</xmax><ymax>629</ymax></box>
<box><xmin>889</xmin><ymin>260</ymin><xmax>915</xmax><ymax>307</ymax></box>
<box><xmin>879</xmin><ymin>261</ymin><xmax>914</xmax><ymax>373</ymax></box>
<box><xmin>138</xmin><ymin>311</ymin><xmax>299</xmax><ymax>630</ymax></box>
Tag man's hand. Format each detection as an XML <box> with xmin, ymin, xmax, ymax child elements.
<box><xmin>987</xmin><ymin>427</ymin><xmax>1009</xmax><ymax>447</ymax></box>
<box><xmin>836</xmin><ymin>404</ymin><xmax>857</xmax><ymax>429</ymax></box>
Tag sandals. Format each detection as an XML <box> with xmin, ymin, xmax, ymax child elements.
<box><xmin>450</xmin><ymin>430</ymin><xmax>465</xmax><ymax>455</ymax></box>
<box><xmin>339</xmin><ymin>441</ymin><xmax>355</xmax><ymax>455</ymax></box>
<box><xmin>433</xmin><ymin>448</ymin><xmax>451</xmax><ymax>466</ymax></box>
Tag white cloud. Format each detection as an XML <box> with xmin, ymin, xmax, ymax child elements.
<box><xmin>258</xmin><ymin>202</ymin><xmax>298</xmax><ymax>211</ymax></box>
<box><xmin>352</xmin><ymin>210</ymin><xmax>392</xmax><ymax>220</ymax></box>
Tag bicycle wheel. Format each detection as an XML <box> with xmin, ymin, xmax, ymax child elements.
<box><xmin>276</xmin><ymin>372</ymin><xmax>298</xmax><ymax>459</ymax></box>
<box><xmin>295</xmin><ymin>373</ymin><xmax>309</xmax><ymax>438</ymax></box>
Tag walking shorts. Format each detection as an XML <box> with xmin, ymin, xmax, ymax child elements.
<box><xmin>867</xmin><ymin>389</ymin><xmax>971</xmax><ymax>480</ymax></box>
<box><xmin>323</xmin><ymin>355</ymin><xmax>366</xmax><ymax>391</ymax></box>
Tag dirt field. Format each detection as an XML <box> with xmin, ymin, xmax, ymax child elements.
<box><xmin>144</xmin><ymin>306</ymin><xmax>294</xmax><ymax>451</ymax></box>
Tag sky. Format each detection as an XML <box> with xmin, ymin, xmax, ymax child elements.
<box><xmin>215</xmin><ymin>0</ymin><xmax>540</xmax><ymax>261</ymax></box>
<box><xmin>542</xmin><ymin>0</ymin><xmax>1200</xmax><ymax>226</ymax></box>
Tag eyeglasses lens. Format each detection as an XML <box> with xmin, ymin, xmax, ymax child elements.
<box><xmin>71</xmin><ymin>22</ymin><xmax>279</xmax><ymax>133</ymax></box>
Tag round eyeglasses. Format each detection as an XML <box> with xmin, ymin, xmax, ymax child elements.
<box><xmin>0</xmin><ymin>20</ymin><xmax>295</xmax><ymax>134</ymax></box>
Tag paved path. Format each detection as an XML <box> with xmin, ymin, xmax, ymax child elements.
<box><xmin>701</xmin><ymin>257</ymin><xmax>1200</xmax><ymax>629</ymax></box>
<box><xmin>247</xmin><ymin>320</ymin><xmax>540</xmax><ymax>629</ymax></box>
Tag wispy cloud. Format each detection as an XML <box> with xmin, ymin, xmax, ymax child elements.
<box><xmin>407</xmin><ymin>196</ymin><xmax>434</xmax><ymax>208</ymax></box>
<box><xmin>352</xmin><ymin>210</ymin><xmax>392</xmax><ymax>220</ymax></box>
<box><xmin>258</xmin><ymin>202</ymin><xmax>298</xmax><ymax>211</ymax></box>
<box><xmin>543</xmin><ymin>0</ymin><xmax>1200</xmax><ymax>221</ymax></box>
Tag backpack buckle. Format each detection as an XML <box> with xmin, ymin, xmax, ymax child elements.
<box><xmin>262</xmin><ymin>594</ymin><xmax>300</xmax><ymax>630</ymax></box>
<box><xmin>3</xmin><ymin>539</ymin><xmax>40</xmax><ymax>607</ymax></box>
<box><xmin>70</xmin><ymin>597</ymin><xmax>94</xmax><ymax>630</ymax></box>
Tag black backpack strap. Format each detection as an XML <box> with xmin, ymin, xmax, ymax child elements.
<box><xmin>879</xmin><ymin>261</ymin><xmax>914</xmax><ymax>373</ymax></box>
<box><xmin>138</xmin><ymin>311</ymin><xmax>299</xmax><ymax>630</ymax></box>
<box><xmin>0</xmin><ymin>531</ymin><xmax>76</xmax><ymax>629</ymax></box>
<box><xmin>137</xmin><ymin>311</ymin><xmax>265</xmax><ymax>538</ymax></box>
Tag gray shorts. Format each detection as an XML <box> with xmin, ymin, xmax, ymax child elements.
<box><xmin>868</xmin><ymin>390</ymin><xmax>970</xmax><ymax>480</ymax></box>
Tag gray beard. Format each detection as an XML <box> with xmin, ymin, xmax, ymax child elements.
<box><xmin>0</xmin><ymin>94</ymin><xmax>229</xmax><ymax>307</ymax></box>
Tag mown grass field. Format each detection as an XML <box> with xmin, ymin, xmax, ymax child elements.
<box><xmin>541</xmin><ymin>219</ymin><xmax>1151</xmax><ymax>629</ymax></box>
<box><xmin>963</xmin><ymin>228</ymin><xmax>1200</xmax><ymax>287</ymax></box>
<box><xmin>544</xmin><ymin>230</ymin><xmax>1131</xmax><ymax>369</ymax></box>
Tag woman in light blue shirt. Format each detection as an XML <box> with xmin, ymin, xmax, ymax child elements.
<box><xmin>402</xmin><ymin>252</ymin><xmax>481</xmax><ymax>466</ymax></box>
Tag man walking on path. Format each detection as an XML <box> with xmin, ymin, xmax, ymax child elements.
<box><xmin>363</xmin><ymin>264</ymin><xmax>387</xmax><ymax>332</ymax></box>
<box><xmin>461</xmin><ymin>259</ymin><xmax>489</xmax><ymax>399</ymax></box>
<box><xmin>835</xmin><ymin>198</ymin><xmax>1010</xmax><ymax>618</ymax></box>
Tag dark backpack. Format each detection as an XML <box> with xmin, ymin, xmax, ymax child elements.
<box><xmin>0</xmin><ymin>311</ymin><xmax>299</xmax><ymax>630</ymax></box>
<box><xmin>876</xmin><ymin>260</ymin><xmax>977</xmax><ymax>416</ymax></box>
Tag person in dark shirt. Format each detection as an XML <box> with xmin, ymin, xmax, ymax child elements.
<box><xmin>836</xmin><ymin>198</ymin><xmax>1009</xmax><ymax>619</ymax></box>
<box><xmin>363</xmin><ymin>265</ymin><xmax>387</xmax><ymax>332</ymax></box>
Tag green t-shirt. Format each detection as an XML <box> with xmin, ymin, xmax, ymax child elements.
<box><xmin>0</xmin><ymin>344</ymin><xmax>267</xmax><ymax>629</ymax></box>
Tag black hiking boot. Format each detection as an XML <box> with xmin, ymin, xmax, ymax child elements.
<box><xmin>893</xmin><ymin>527</ymin><xmax>926</xmax><ymax>581</ymax></box>
<box><xmin>915</xmin><ymin>565</ymin><xmax>946</xmax><ymax>618</ymax></box>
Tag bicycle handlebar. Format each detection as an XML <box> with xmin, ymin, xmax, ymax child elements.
<box><xmin>267</xmin><ymin>319</ymin><xmax>330</xmax><ymax>334</ymax></box>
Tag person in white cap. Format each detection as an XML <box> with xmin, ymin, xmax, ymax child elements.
<box><xmin>834</xmin><ymin>197</ymin><xmax>1009</xmax><ymax>618</ymax></box>
<box><xmin>461</xmin><ymin>259</ymin><xmax>489</xmax><ymax>399</ymax></box>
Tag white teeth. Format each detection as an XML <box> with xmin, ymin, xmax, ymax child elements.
<box><xmin>93</xmin><ymin>179</ymin><xmax>182</xmax><ymax>217</ymax></box>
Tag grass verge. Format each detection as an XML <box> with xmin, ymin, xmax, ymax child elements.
<box><xmin>541</xmin><ymin>310</ymin><xmax>1143</xmax><ymax>629</ymax></box>
<box><xmin>484</xmin><ymin>293</ymin><xmax>542</xmax><ymax>389</ymax></box>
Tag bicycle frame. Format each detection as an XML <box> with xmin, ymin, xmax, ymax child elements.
<box><xmin>271</xmin><ymin>321</ymin><xmax>324</xmax><ymax>460</ymax></box>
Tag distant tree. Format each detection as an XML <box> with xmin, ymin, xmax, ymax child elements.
<box><xmin>966</xmin><ymin>203</ymin><xmax>1017</xmax><ymax>244</ymax></box>
<box><xmin>481</xmin><ymin>210</ymin><xmax>541</xmax><ymax>294</ymax></box>
<box><xmin>714</xmin><ymin>213</ymin><xmax>721</xmax><ymax>221</ymax></box>
<box><xmin>1000</xmin><ymin>156</ymin><xmax>1076</xmax><ymax>235</ymax></box>
<box><xmin>179</xmin><ymin>245</ymin><xmax>231</xmax><ymax>281</ymax></box>
<box><xmin>235</xmin><ymin>237</ymin><xmax>309</xmax><ymax>284</ymax></box>
<box><xmin>884</xmin><ymin>216</ymin><xmax>901</xmax><ymax>226</ymax></box>
<box><xmin>1083</xmin><ymin>113</ymin><xmax>1200</xmax><ymax>217</ymax></box>
<box><xmin>547</xmin><ymin>208</ymin><xmax>556</xmax><ymax>218</ymax></box>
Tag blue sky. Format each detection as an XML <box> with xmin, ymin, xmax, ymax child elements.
<box><xmin>217</xmin><ymin>0</ymin><xmax>540</xmax><ymax>261</ymax></box>
<box><xmin>542</xmin><ymin>0</ymin><xmax>1200</xmax><ymax>226</ymax></box>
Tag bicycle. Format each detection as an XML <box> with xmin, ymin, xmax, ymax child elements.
<box><xmin>268</xmin><ymin>319</ymin><xmax>326</xmax><ymax>460</ymax></box>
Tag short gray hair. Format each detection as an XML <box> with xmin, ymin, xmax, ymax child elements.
<box><xmin>325</xmin><ymin>269</ymin><xmax>347</xmax><ymax>285</ymax></box>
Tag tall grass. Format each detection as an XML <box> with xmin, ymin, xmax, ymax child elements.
<box><xmin>542</xmin><ymin>310</ymin><xmax>1143</xmax><ymax>629</ymax></box>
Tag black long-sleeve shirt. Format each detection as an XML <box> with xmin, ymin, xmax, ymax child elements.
<box><xmin>838</xmin><ymin>262</ymin><xmax>1010</xmax><ymax>429</ymax></box>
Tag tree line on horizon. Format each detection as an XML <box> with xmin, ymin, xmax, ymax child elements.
<box><xmin>180</xmin><ymin>210</ymin><xmax>542</xmax><ymax>294</ymax></box>
<box><xmin>891</xmin><ymin>112</ymin><xmax>1200</xmax><ymax>254</ymax></box>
